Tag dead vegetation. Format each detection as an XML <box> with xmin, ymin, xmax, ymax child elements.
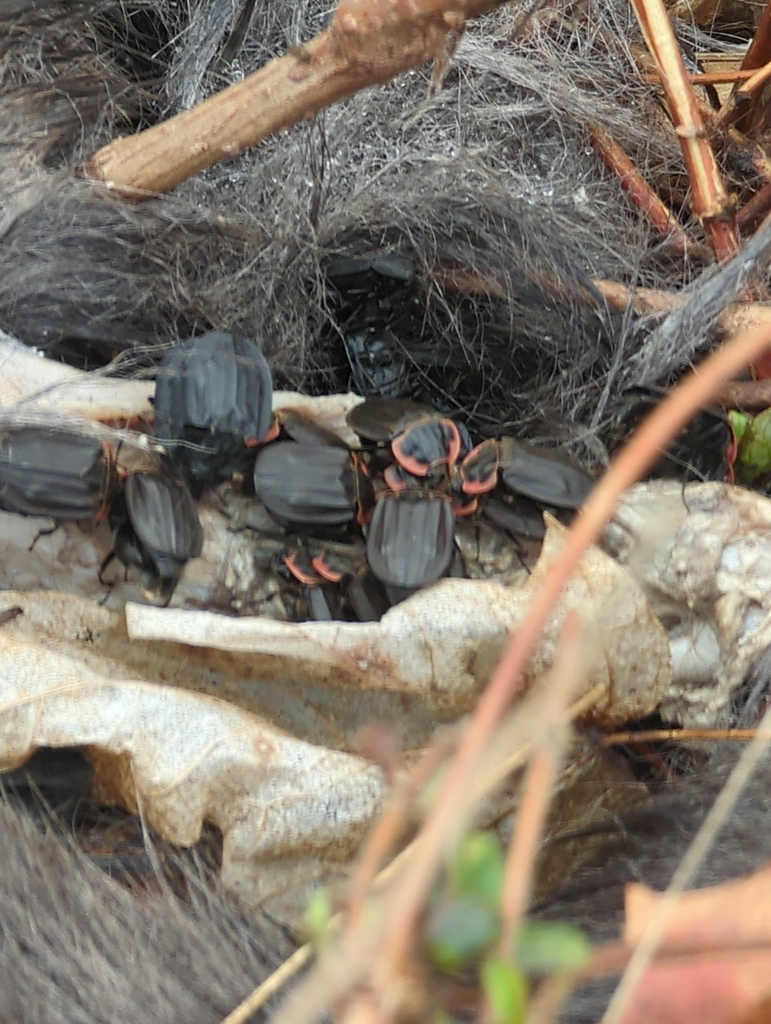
<box><xmin>6</xmin><ymin>0</ymin><xmax>771</xmax><ymax>1021</ymax></box>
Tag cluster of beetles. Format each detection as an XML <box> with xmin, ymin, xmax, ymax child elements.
<box><xmin>0</xmin><ymin>330</ymin><xmax>601</xmax><ymax>614</ymax></box>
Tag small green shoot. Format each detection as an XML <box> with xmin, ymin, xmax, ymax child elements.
<box><xmin>304</xmin><ymin>887</ymin><xmax>333</xmax><ymax>953</ymax></box>
<box><xmin>516</xmin><ymin>921</ymin><xmax>591</xmax><ymax>975</ymax></box>
<box><xmin>481</xmin><ymin>958</ymin><xmax>528</xmax><ymax>1024</ymax></box>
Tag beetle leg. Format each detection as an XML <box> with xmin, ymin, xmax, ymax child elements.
<box><xmin>0</xmin><ymin>607</ymin><xmax>23</xmax><ymax>627</ymax></box>
<box><xmin>451</xmin><ymin>495</ymin><xmax>479</xmax><ymax>517</ymax></box>
<box><xmin>444</xmin><ymin>419</ymin><xmax>462</xmax><ymax>474</ymax></box>
<box><xmin>97</xmin><ymin>548</ymin><xmax>119</xmax><ymax>588</ymax></box>
<box><xmin>28</xmin><ymin>523</ymin><xmax>58</xmax><ymax>552</ymax></box>
<box><xmin>383</xmin><ymin>463</ymin><xmax>413</xmax><ymax>493</ymax></box>
<box><xmin>246</xmin><ymin>416</ymin><xmax>281</xmax><ymax>447</ymax></box>
<box><xmin>305</xmin><ymin>584</ymin><xmax>337</xmax><ymax>621</ymax></box>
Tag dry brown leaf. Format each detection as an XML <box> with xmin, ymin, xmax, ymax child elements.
<box><xmin>618</xmin><ymin>866</ymin><xmax>771</xmax><ymax>1024</ymax></box>
<box><xmin>0</xmin><ymin>610</ymin><xmax>386</xmax><ymax>926</ymax></box>
<box><xmin>127</xmin><ymin>517</ymin><xmax>672</xmax><ymax>724</ymax></box>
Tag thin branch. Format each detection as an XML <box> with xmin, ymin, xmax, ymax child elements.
<box><xmin>346</xmin><ymin>729</ymin><xmax>458</xmax><ymax>929</ymax></box>
<box><xmin>84</xmin><ymin>0</ymin><xmax>501</xmax><ymax>198</ymax></box>
<box><xmin>631</xmin><ymin>0</ymin><xmax>739</xmax><ymax>259</ymax></box>
<box><xmin>496</xmin><ymin>614</ymin><xmax>582</xmax><ymax>961</ymax></box>
<box><xmin>715</xmin><ymin>378</ymin><xmax>771</xmax><ymax>408</ymax></box>
<box><xmin>599</xmin><ymin>727</ymin><xmax>771</xmax><ymax>746</ymax></box>
<box><xmin>725</xmin><ymin>0</ymin><xmax>771</xmax><ymax>132</ymax></box>
<box><xmin>602</xmin><ymin>699</ymin><xmax>771</xmax><ymax>1023</ymax></box>
<box><xmin>589</xmin><ymin>124</ymin><xmax>693</xmax><ymax>255</ymax></box>
<box><xmin>737</xmin><ymin>181</ymin><xmax>771</xmax><ymax>232</ymax></box>
<box><xmin>641</xmin><ymin>69</ymin><xmax>756</xmax><ymax>85</ymax></box>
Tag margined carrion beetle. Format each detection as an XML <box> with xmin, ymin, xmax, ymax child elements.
<box><xmin>108</xmin><ymin>471</ymin><xmax>204</xmax><ymax>601</ymax></box>
<box><xmin>154</xmin><ymin>331</ymin><xmax>274</xmax><ymax>489</ymax></box>
<box><xmin>0</xmin><ymin>427</ymin><xmax>114</xmax><ymax>521</ymax></box>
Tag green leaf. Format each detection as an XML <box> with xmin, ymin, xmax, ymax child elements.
<box><xmin>728</xmin><ymin>409</ymin><xmax>751</xmax><ymax>442</ymax></box>
<box><xmin>481</xmin><ymin>957</ymin><xmax>528</xmax><ymax>1024</ymax></box>
<box><xmin>516</xmin><ymin>921</ymin><xmax>591</xmax><ymax>975</ymax></box>
<box><xmin>450</xmin><ymin>831</ymin><xmax>505</xmax><ymax>908</ymax></box>
<box><xmin>736</xmin><ymin>408</ymin><xmax>771</xmax><ymax>483</ymax></box>
<box><xmin>427</xmin><ymin>897</ymin><xmax>499</xmax><ymax>971</ymax></box>
<box><xmin>304</xmin><ymin>887</ymin><xmax>333</xmax><ymax>951</ymax></box>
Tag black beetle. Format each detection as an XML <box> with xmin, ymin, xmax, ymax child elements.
<box><xmin>253</xmin><ymin>441</ymin><xmax>372</xmax><ymax>525</ymax></box>
<box><xmin>366</xmin><ymin>492</ymin><xmax>455</xmax><ymax>589</ymax></box>
<box><xmin>346</xmin><ymin>397</ymin><xmax>436</xmax><ymax>443</ymax></box>
<box><xmin>326</xmin><ymin>255</ymin><xmax>416</xmax><ymax>400</ymax></box>
<box><xmin>154</xmin><ymin>331</ymin><xmax>273</xmax><ymax>489</ymax></box>
<box><xmin>325</xmin><ymin>253</ymin><xmax>416</xmax><ymax>287</ymax></box>
<box><xmin>340</xmin><ymin>327</ymin><xmax>408</xmax><ymax>401</ymax></box>
<box><xmin>110</xmin><ymin>471</ymin><xmax>204</xmax><ymax>599</ymax></box>
<box><xmin>347</xmin><ymin>397</ymin><xmax>465</xmax><ymax>478</ymax></box>
<box><xmin>457</xmin><ymin>437</ymin><xmax>500</xmax><ymax>496</ymax></box>
<box><xmin>482</xmin><ymin>495</ymin><xmax>546</xmax><ymax>541</ymax></box>
<box><xmin>0</xmin><ymin>427</ymin><xmax>113</xmax><ymax>520</ymax></box>
<box><xmin>497</xmin><ymin>437</ymin><xmax>594</xmax><ymax>510</ymax></box>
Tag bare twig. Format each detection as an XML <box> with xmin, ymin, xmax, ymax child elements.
<box><xmin>496</xmin><ymin>614</ymin><xmax>582</xmax><ymax>963</ymax></box>
<box><xmin>346</xmin><ymin>729</ymin><xmax>458</xmax><ymax>929</ymax></box>
<box><xmin>264</xmin><ymin>685</ymin><xmax>606</xmax><ymax>1024</ymax></box>
<box><xmin>622</xmin><ymin>212</ymin><xmax>771</xmax><ymax>385</ymax></box>
<box><xmin>641</xmin><ymin>69</ymin><xmax>756</xmax><ymax>85</ymax></box>
<box><xmin>85</xmin><ymin>0</ymin><xmax>502</xmax><ymax>197</ymax></box>
<box><xmin>589</xmin><ymin>124</ymin><xmax>693</xmax><ymax>255</ymax></box>
<box><xmin>600</xmin><ymin>728</ymin><xmax>771</xmax><ymax>746</ymax></box>
<box><xmin>715</xmin><ymin>378</ymin><xmax>771</xmax><ymax>408</ymax></box>
<box><xmin>593</xmin><ymin>279</ymin><xmax>771</xmax><ymax>345</ymax></box>
<box><xmin>631</xmin><ymin>0</ymin><xmax>739</xmax><ymax>259</ymax></box>
<box><xmin>737</xmin><ymin>181</ymin><xmax>771</xmax><ymax>232</ymax></box>
<box><xmin>724</xmin><ymin>0</ymin><xmax>771</xmax><ymax>132</ymax></box>
<box><xmin>586</xmin><ymin>933</ymin><xmax>771</xmax><ymax>980</ymax></box>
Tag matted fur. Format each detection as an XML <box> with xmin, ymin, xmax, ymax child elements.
<box><xmin>0</xmin><ymin>0</ymin><xmax>751</xmax><ymax>455</ymax></box>
<box><xmin>0</xmin><ymin>796</ymin><xmax>295</xmax><ymax>1024</ymax></box>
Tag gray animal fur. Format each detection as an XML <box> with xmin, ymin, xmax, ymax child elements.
<box><xmin>0</xmin><ymin>798</ymin><xmax>294</xmax><ymax>1024</ymax></box>
<box><xmin>1</xmin><ymin>0</ymin><xmax>756</xmax><ymax>454</ymax></box>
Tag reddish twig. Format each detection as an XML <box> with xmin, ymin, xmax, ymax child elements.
<box><xmin>593</xmin><ymin>278</ymin><xmax>771</xmax><ymax>342</ymax></box>
<box><xmin>641</xmin><ymin>69</ymin><xmax>756</xmax><ymax>85</ymax></box>
<box><xmin>604</xmin><ymin>699</ymin><xmax>771</xmax><ymax>1024</ymax></box>
<box><xmin>631</xmin><ymin>0</ymin><xmax>739</xmax><ymax>259</ymax></box>
<box><xmin>716</xmin><ymin>59</ymin><xmax>771</xmax><ymax>128</ymax></box>
<box><xmin>346</xmin><ymin>729</ymin><xmax>459</xmax><ymax>930</ymax></box>
<box><xmin>737</xmin><ymin>180</ymin><xmax>771</xmax><ymax>232</ymax></box>
<box><xmin>715</xmin><ymin>377</ymin><xmax>771</xmax><ymax>408</ymax></box>
<box><xmin>735</xmin><ymin>58</ymin><xmax>771</xmax><ymax>103</ymax></box>
<box><xmin>725</xmin><ymin>0</ymin><xmax>771</xmax><ymax>133</ymax></box>
<box><xmin>589</xmin><ymin>124</ymin><xmax>692</xmax><ymax>255</ymax></box>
